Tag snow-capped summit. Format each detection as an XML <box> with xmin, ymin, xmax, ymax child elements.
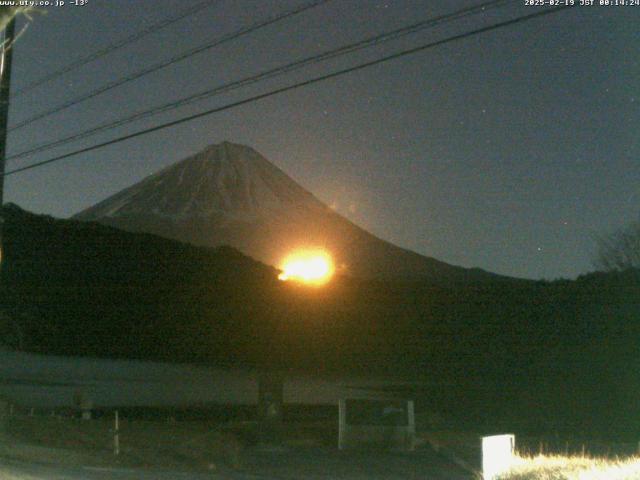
<box><xmin>75</xmin><ymin>142</ymin><xmax>497</xmax><ymax>281</ymax></box>
<box><xmin>77</xmin><ymin>142</ymin><xmax>326</xmax><ymax>222</ymax></box>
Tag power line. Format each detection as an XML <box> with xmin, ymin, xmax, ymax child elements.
<box><xmin>14</xmin><ymin>0</ymin><xmax>220</xmax><ymax>97</ymax></box>
<box><xmin>3</xmin><ymin>5</ymin><xmax>574</xmax><ymax>179</ymax></box>
<box><xmin>8</xmin><ymin>0</ymin><xmax>331</xmax><ymax>132</ymax></box>
<box><xmin>8</xmin><ymin>0</ymin><xmax>513</xmax><ymax>162</ymax></box>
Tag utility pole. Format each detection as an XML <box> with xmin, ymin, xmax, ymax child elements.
<box><xmin>0</xmin><ymin>18</ymin><xmax>16</xmax><ymax>205</ymax></box>
<box><xmin>0</xmin><ymin>18</ymin><xmax>15</xmax><ymax>262</ymax></box>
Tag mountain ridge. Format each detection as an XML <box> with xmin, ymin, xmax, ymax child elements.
<box><xmin>75</xmin><ymin>141</ymin><xmax>506</xmax><ymax>283</ymax></box>
<box><xmin>76</xmin><ymin>142</ymin><xmax>326</xmax><ymax>222</ymax></box>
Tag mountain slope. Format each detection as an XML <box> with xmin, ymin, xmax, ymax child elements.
<box><xmin>75</xmin><ymin>142</ymin><xmax>500</xmax><ymax>282</ymax></box>
<box><xmin>3</xmin><ymin>204</ymin><xmax>640</xmax><ymax>437</ymax></box>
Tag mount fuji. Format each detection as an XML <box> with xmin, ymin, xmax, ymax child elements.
<box><xmin>75</xmin><ymin>142</ymin><xmax>498</xmax><ymax>282</ymax></box>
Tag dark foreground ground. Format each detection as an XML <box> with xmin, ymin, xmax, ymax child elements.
<box><xmin>2</xmin><ymin>445</ymin><xmax>473</xmax><ymax>480</ymax></box>
<box><xmin>0</xmin><ymin>413</ymin><xmax>475</xmax><ymax>479</ymax></box>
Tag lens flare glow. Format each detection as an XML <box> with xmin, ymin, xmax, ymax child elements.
<box><xmin>278</xmin><ymin>249</ymin><xmax>334</xmax><ymax>285</ymax></box>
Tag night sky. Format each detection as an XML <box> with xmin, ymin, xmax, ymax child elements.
<box><xmin>5</xmin><ymin>0</ymin><xmax>639</xmax><ymax>280</ymax></box>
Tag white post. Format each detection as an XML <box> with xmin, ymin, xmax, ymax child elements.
<box><xmin>113</xmin><ymin>410</ymin><xmax>120</xmax><ymax>456</ymax></box>
<box><xmin>338</xmin><ymin>399</ymin><xmax>346</xmax><ymax>450</ymax></box>
<box><xmin>407</xmin><ymin>400</ymin><xmax>416</xmax><ymax>451</ymax></box>
<box><xmin>482</xmin><ymin>434</ymin><xmax>515</xmax><ymax>480</ymax></box>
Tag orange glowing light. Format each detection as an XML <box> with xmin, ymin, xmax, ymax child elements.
<box><xmin>278</xmin><ymin>249</ymin><xmax>335</xmax><ymax>285</ymax></box>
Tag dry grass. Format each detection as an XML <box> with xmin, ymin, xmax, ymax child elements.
<box><xmin>497</xmin><ymin>454</ymin><xmax>640</xmax><ymax>480</ymax></box>
<box><xmin>415</xmin><ymin>431</ymin><xmax>640</xmax><ymax>480</ymax></box>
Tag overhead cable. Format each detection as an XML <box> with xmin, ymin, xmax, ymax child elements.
<box><xmin>3</xmin><ymin>5</ymin><xmax>574</xmax><ymax>178</ymax></box>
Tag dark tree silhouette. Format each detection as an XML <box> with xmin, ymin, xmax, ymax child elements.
<box><xmin>595</xmin><ymin>219</ymin><xmax>640</xmax><ymax>271</ymax></box>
